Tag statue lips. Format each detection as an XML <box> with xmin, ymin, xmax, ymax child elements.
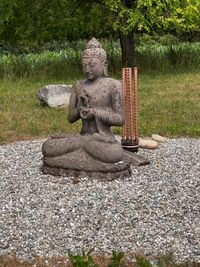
<box><xmin>85</xmin><ymin>69</ymin><xmax>96</xmax><ymax>80</ymax></box>
<box><xmin>87</xmin><ymin>73</ymin><xmax>94</xmax><ymax>80</ymax></box>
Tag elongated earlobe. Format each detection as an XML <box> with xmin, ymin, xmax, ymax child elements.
<box><xmin>104</xmin><ymin>62</ymin><xmax>108</xmax><ymax>76</ymax></box>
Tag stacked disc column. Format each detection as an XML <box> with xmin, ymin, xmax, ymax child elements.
<box><xmin>121</xmin><ymin>67</ymin><xmax>139</xmax><ymax>152</ymax></box>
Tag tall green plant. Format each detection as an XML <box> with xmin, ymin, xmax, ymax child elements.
<box><xmin>68</xmin><ymin>248</ymin><xmax>98</xmax><ymax>267</ymax></box>
<box><xmin>135</xmin><ymin>255</ymin><xmax>152</xmax><ymax>267</ymax></box>
<box><xmin>107</xmin><ymin>251</ymin><xmax>124</xmax><ymax>267</ymax></box>
<box><xmin>1</xmin><ymin>40</ymin><xmax>200</xmax><ymax>80</ymax></box>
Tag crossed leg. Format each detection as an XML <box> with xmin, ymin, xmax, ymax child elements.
<box><xmin>42</xmin><ymin>133</ymin><xmax>123</xmax><ymax>164</ymax></box>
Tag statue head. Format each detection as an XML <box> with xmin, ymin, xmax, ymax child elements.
<box><xmin>82</xmin><ymin>38</ymin><xmax>108</xmax><ymax>80</ymax></box>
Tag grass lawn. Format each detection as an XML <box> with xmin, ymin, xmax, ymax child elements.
<box><xmin>0</xmin><ymin>70</ymin><xmax>200</xmax><ymax>144</ymax></box>
<box><xmin>138</xmin><ymin>70</ymin><xmax>200</xmax><ymax>137</ymax></box>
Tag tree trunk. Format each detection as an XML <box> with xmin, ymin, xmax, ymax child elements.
<box><xmin>119</xmin><ymin>30</ymin><xmax>136</xmax><ymax>68</ymax></box>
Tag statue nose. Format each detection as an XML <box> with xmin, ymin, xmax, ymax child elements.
<box><xmin>85</xmin><ymin>66</ymin><xmax>91</xmax><ymax>72</ymax></box>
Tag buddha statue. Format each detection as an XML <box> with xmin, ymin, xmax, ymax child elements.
<box><xmin>41</xmin><ymin>38</ymin><xmax>131</xmax><ymax>180</ymax></box>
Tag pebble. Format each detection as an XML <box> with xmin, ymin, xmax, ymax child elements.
<box><xmin>0</xmin><ymin>138</ymin><xmax>200</xmax><ymax>263</ymax></box>
<box><xmin>139</xmin><ymin>139</ymin><xmax>159</xmax><ymax>149</ymax></box>
<box><xmin>152</xmin><ymin>134</ymin><xmax>167</xmax><ymax>143</ymax></box>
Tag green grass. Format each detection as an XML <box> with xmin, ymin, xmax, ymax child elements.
<box><xmin>138</xmin><ymin>70</ymin><xmax>200</xmax><ymax>137</ymax></box>
<box><xmin>0</xmin><ymin>70</ymin><xmax>200</xmax><ymax>144</ymax></box>
<box><xmin>0</xmin><ymin>77</ymin><xmax>83</xmax><ymax>144</ymax></box>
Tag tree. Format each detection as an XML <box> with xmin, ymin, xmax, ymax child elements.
<box><xmin>102</xmin><ymin>0</ymin><xmax>200</xmax><ymax>66</ymax></box>
<box><xmin>61</xmin><ymin>0</ymin><xmax>200</xmax><ymax>67</ymax></box>
<box><xmin>0</xmin><ymin>0</ymin><xmax>79</xmax><ymax>44</ymax></box>
<box><xmin>0</xmin><ymin>0</ymin><xmax>199</xmax><ymax>67</ymax></box>
<box><xmin>0</xmin><ymin>0</ymin><xmax>111</xmax><ymax>44</ymax></box>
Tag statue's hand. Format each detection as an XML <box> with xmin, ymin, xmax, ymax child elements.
<box><xmin>80</xmin><ymin>108</ymin><xmax>95</xmax><ymax>120</ymax></box>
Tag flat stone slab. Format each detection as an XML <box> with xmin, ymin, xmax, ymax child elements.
<box><xmin>123</xmin><ymin>150</ymin><xmax>150</xmax><ymax>166</ymax></box>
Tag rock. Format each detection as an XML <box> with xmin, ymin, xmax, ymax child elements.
<box><xmin>139</xmin><ymin>139</ymin><xmax>159</xmax><ymax>149</ymax></box>
<box><xmin>152</xmin><ymin>134</ymin><xmax>167</xmax><ymax>143</ymax></box>
<box><xmin>37</xmin><ymin>84</ymin><xmax>72</xmax><ymax>107</ymax></box>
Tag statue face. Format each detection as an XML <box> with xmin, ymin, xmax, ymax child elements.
<box><xmin>82</xmin><ymin>58</ymin><xmax>104</xmax><ymax>80</ymax></box>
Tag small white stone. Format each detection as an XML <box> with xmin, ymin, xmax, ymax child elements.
<box><xmin>139</xmin><ymin>139</ymin><xmax>159</xmax><ymax>149</ymax></box>
<box><xmin>151</xmin><ymin>134</ymin><xmax>167</xmax><ymax>143</ymax></box>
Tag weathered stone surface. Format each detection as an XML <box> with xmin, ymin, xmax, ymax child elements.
<box><xmin>152</xmin><ymin>134</ymin><xmax>167</xmax><ymax>143</ymax></box>
<box><xmin>139</xmin><ymin>139</ymin><xmax>159</xmax><ymax>149</ymax></box>
<box><xmin>37</xmin><ymin>84</ymin><xmax>72</xmax><ymax>107</ymax></box>
<box><xmin>42</xmin><ymin>150</ymin><xmax>131</xmax><ymax>180</ymax></box>
<box><xmin>42</xmin><ymin>165</ymin><xmax>132</xmax><ymax>181</ymax></box>
<box><xmin>123</xmin><ymin>150</ymin><xmax>150</xmax><ymax>166</ymax></box>
<box><xmin>42</xmin><ymin>146</ymin><xmax>131</xmax><ymax>180</ymax></box>
<box><xmin>43</xmin><ymin>148</ymin><xmax>129</xmax><ymax>173</ymax></box>
<box><xmin>41</xmin><ymin>38</ymin><xmax>131</xmax><ymax>179</ymax></box>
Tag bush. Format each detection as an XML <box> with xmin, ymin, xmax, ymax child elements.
<box><xmin>0</xmin><ymin>38</ymin><xmax>200</xmax><ymax>79</ymax></box>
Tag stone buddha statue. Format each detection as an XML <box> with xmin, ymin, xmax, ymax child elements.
<box><xmin>41</xmin><ymin>38</ymin><xmax>131</xmax><ymax>180</ymax></box>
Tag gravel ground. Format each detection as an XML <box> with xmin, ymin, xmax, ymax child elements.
<box><xmin>0</xmin><ymin>138</ymin><xmax>200</xmax><ymax>262</ymax></box>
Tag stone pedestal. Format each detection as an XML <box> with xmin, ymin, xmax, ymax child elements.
<box><xmin>42</xmin><ymin>149</ymin><xmax>131</xmax><ymax>180</ymax></box>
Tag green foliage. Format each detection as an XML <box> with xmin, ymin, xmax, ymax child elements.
<box><xmin>0</xmin><ymin>0</ymin><xmax>111</xmax><ymax>45</ymax></box>
<box><xmin>68</xmin><ymin>248</ymin><xmax>98</xmax><ymax>267</ymax></box>
<box><xmin>0</xmin><ymin>0</ymin><xmax>200</xmax><ymax>46</ymax></box>
<box><xmin>136</xmin><ymin>41</ymin><xmax>200</xmax><ymax>71</ymax></box>
<box><xmin>137</xmin><ymin>33</ymin><xmax>179</xmax><ymax>46</ymax></box>
<box><xmin>135</xmin><ymin>255</ymin><xmax>152</xmax><ymax>267</ymax></box>
<box><xmin>107</xmin><ymin>251</ymin><xmax>124</xmax><ymax>267</ymax></box>
<box><xmin>1</xmin><ymin>38</ymin><xmax>200</xmax><ymax>80</ymax></box>
<box><xmin>103</xmin><ymin>0</ymin><xmax>200</xmax><ymax>34</ymax></box>
<box><xmin>0</xmin><ymin>49</ymin><xmax>83</xmax><ymax>80</ymax></box>
<box><xmin>0</xmin><ymin>0</ymin><xmax>200</xmax><ymax>70</ymax></box>
<box><xmin>157</xmin><ymin>252</ymin><xmax>176</xmax><ymax>267</ymax></box>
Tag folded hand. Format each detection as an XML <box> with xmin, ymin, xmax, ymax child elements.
<box><xmin>80</xmin><ymin>108</ymin><xmax>95</xmax><ymax>120</ymax></box>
